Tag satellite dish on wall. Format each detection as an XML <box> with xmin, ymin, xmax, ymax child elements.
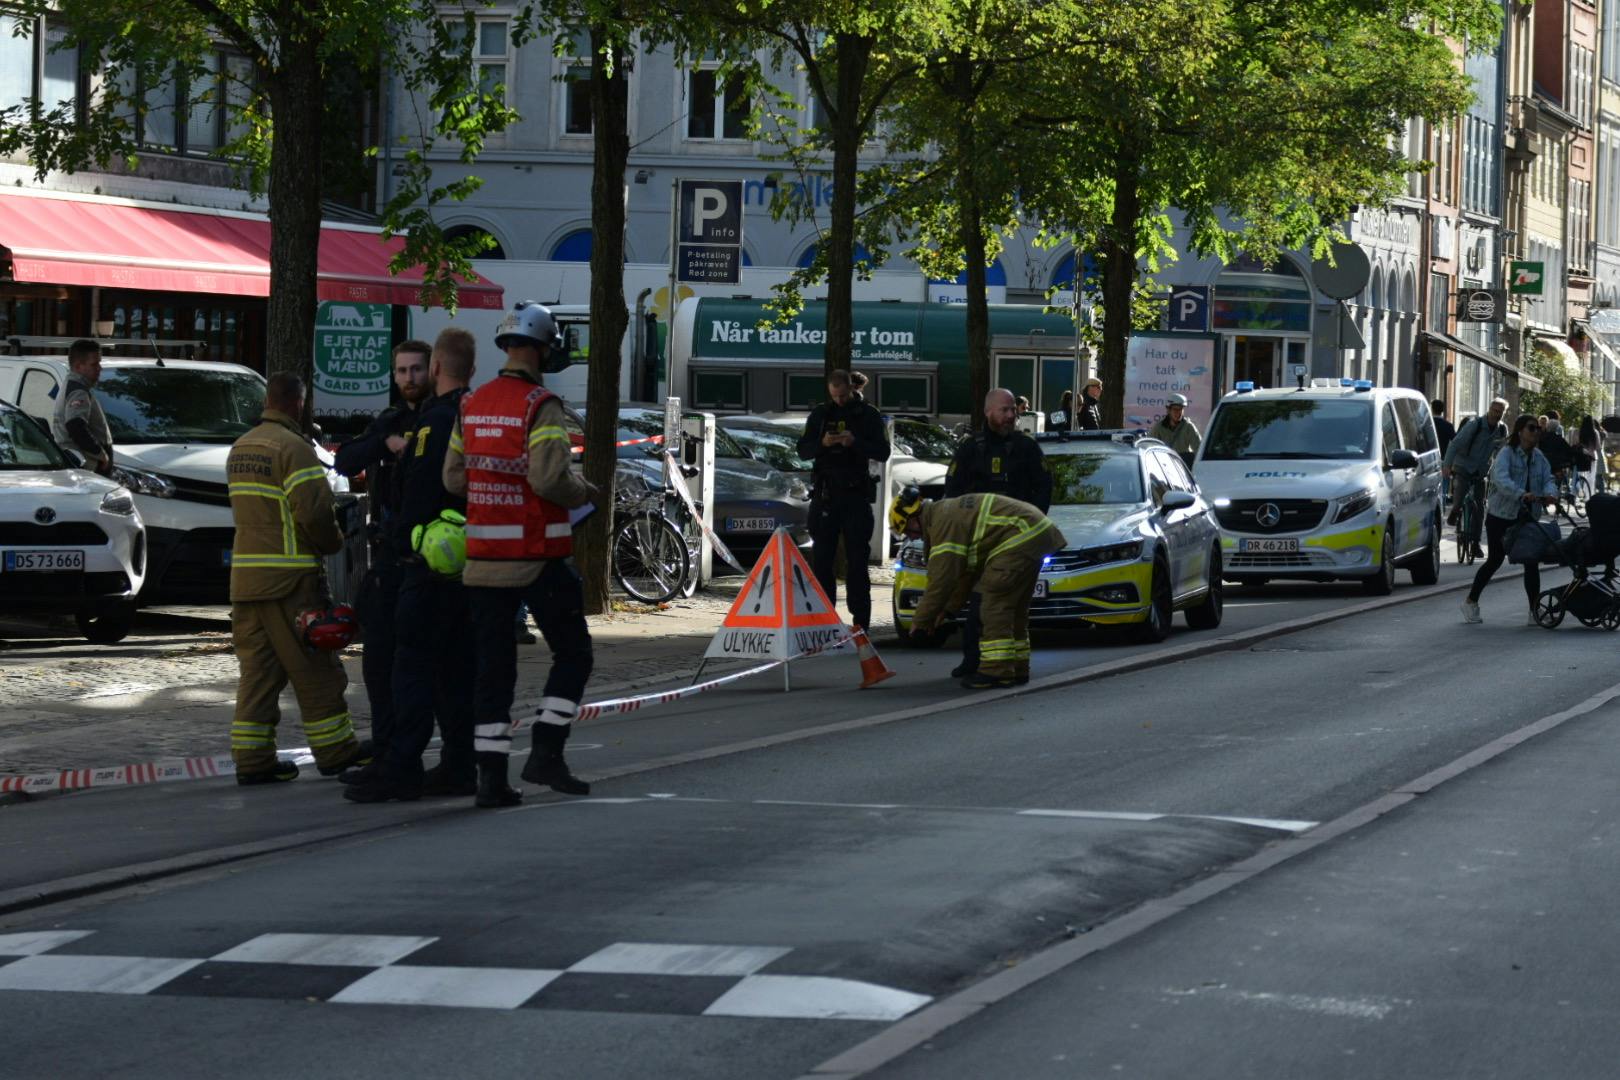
<box><xmin>1310</xmin><ymin>242</ymin><xmax>1372</xmax><ymax>301</ymax></box>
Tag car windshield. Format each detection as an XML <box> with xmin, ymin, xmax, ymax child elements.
<box><xmin>1202</xmin><ymin>399</ymin><xmax>1374</xmax><ymax>460</ymax></box>
<box><xmin>893</xmin><ymin>419</ymin><xmax>958</xmax><ymax>463</ymax></box>
<box><xmin>727</xmin><ymin>426</ymin><xmax>811</xmax><ymax>472</ymax></box>
<box><xmin>95</xmin><ymin>367</ymin><xmax>266</xmax><ymax>444</ymax></box>
<box><xmin>1047</xmin><ymin>451</ymin><xmax>1144</xmax><ymax>505</ymax></box>
<box><xmin>0</xmin><ymin>407</ymin><xmax>69</xmax><ymax>470</ymax></box>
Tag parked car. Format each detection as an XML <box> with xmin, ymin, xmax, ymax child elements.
<box><xmin>0</xmin><ymin>354</ymin><xmax>272</xmax><ymax>604</ymax></box>
<box><xmin>728</xmin><ymin>413</ymin><xmax>950</xmax><ymax>502</ymax></box>
<box><xmin>569</xmin><ymin>406</ymin><xmax>812</xmax><ymax>569</ymax></box>
<box><xmin>892</xmin><ymin>431</ymin><xmax>1224</xmax><ymax>645</ymax></box>
<box><xmin>0</xmin><ymin>399</ymin><xmax>147</xmax><ymax>643</ymax></box>
<box><xmin>1192</xmin><ymin>380</ymin><xmax>1443</xmax><ymax>592</ymax></box>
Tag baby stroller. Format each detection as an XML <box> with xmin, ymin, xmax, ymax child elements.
<box><xmin>1532</xmin><ymin>493</ymin><xmax>1620</xmax><ymax>629</ymax></box>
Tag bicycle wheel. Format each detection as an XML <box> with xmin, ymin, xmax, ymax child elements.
<box><xmin>1573</xmin><ymin>475</ymin><xmax>1592</xmax><ymax>518</ymax></box>
<box><xmin>612</xmin><ymin>513</ymin><xmax>690</xmax><ymax>603</ymax></box>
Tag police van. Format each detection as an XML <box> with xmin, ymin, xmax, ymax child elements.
<box><xmin>1192</xmin><ymin>379</ymin><xmax>1443</xmax><ymax>593</ymax></box>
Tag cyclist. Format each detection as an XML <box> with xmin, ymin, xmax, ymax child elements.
<box><xmin>1443</xmin><ymin>397</ymin><xmax>1508</xmax><ymax>559</ymax></box>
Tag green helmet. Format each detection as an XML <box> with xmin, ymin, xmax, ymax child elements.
<box><xmin>412</xmin><ymin>509</ymin><xmax>467</xmax><ymax>577</ymax></box>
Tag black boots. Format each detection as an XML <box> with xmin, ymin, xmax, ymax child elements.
<box><xmin>421</xmin><ymin>762</ymin><xmax>477</xmax><ymax>797</ymax></box>
<box><xmin>474</xmin><ymin>752</ymin><xmax>522</xmax><ymax>808</ymax></box>
<box><xmin>237</xmin><ymin>759</ymin><xmax>298</xmax><ymax>786</ymax></box>
<box><xmin>521</xmin><ymin>724</ymin><xmax>590</xmax><ymax>796</ymax></box>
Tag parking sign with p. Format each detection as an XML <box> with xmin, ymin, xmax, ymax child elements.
<box><xmin>676</xmin><ymin>179</ymin><xmax>744</xmax><ymax>285</ymax></box>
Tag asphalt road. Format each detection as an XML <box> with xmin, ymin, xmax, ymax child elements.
<box><xmin>5</xmin><ymin>558</ymin><xmax>1612</xmax><ymax>1078</ymax></box>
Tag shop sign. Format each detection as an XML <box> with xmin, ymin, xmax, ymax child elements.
<box><xmin>313</xmin><ymin>301</ymin><xmax>391</xmax><ymax>414</ymax></box>
<box><xmin>697</xmin><ymin>303</ymin><xmax>922</xmax><ymax>363</ymax></box>
<box><xmin>1123</xmin><ymin>334</ymin><xmax>1215</xmax><ymax>431</ymax></box>
<box><xmin>1510</xmin><ymin>261</ymin><xmax>1545</xmax><ymax>295</ymax></box>
<box><xmin>1456</xmin><ymin>288</ymin><xmax>1506</xmax><ymax>323</ymax></box>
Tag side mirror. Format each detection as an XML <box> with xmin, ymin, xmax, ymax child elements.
<box><xmin>1387</xmin><ymin>448</ymin><xmax>1419</xmax><ymax>470</ymax></box>
<box><xmin>1161</xmin><ymin>489</ymin><xmax>1196</xmax><ymax>512</ymax></box>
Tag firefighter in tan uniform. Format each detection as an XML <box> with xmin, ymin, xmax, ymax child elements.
<box><xmin>893</xmin><ymin>488</ymin><xmax>1067</xmax><ymax>689</ymax></box>
<box><xmin>226</xmin><ymin>372</ymin><xmax>367</xmax><ymax>784</ymax></box>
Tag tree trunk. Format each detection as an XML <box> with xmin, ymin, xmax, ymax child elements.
<box><xmin>1099</xmin><ymin>144</ymin><xmax>1141</xmax><ymax>429</ymax></box>
<box><xmin>822</xmin><ymin>33</ymin><xmax>873</xmax><ymax>377</ymax></box>
<box><xmin>265</xmin><ymin>39</ymin><xmax>324</xmax><ymax>408</ymax></box>
<box><xmin>578</xmin><ymin>25</ymin><xmax>631</xmax><ymax>616</ymax></box>
<box><xmin>953</xmin><ymin>56</ymin><xmax>990</xmax><ymax>432</ymax></box>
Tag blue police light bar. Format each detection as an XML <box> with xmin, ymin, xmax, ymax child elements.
<box><xmin>1235</xmin><ymin>381</ymin><xmax>1255</xmax><ymax>392</ymax></box>
<box><xmin>1353</xmin><ymin>379</ymin><xmax>1374</xmax><ymax>391</ymax></box>
<box><xmin>1339</xmin><ymin>378</ymin><xmax>1354</xmax><ymax>387</ymax></box>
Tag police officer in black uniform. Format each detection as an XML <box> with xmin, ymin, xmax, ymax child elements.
<box><xmin>345</xmin><ymin>329</ymin><xmax>480</xmax><ymax>802</ymax></box>
<box><xmin>334</xmin><ymin>339</ymin><xmax>432</xmax><ymax>778</ymax></box>
<box><xmin>944</xmin><ymin>387</ymin><xmax>1052</xmax><ymax>678</ymax></box>
<box><xmin>798</xmin><ymin>368</ymin><xmax>891</xmax><ymax>631</ymax></box>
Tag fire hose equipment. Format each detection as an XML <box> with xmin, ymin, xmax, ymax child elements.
<box><xmin>297</xmin><ymin>604</ymin><xmax>359</xmax><ymax>651</ymax></box>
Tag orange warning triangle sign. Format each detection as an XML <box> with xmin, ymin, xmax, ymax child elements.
<box><xmin>705</xmin><ymin>528</ymin><xmax>846</xmax><ymax>662</ymax></box>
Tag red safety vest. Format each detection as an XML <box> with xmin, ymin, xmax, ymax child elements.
<box><xmin>459</xmin><ymin>374</ymin><xmax>572</xmax><ymax>561</ymax></box>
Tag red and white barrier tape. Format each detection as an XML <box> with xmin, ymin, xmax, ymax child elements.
<box><xmin>663</xmin><ymin>450</ymin><xmax>747</xmax><ymax>573</ymax></box>
<box><xmin>2</xmin><ymin>632</ymin><xmax>857</xmax><ymax>796</ymax></box>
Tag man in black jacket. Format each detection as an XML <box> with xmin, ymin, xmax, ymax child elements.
<box><xmin>333</xmin><ymin>339</ymin><xmax>431</xmax><ymax>775</ymax></box>
<box><xmin>345</xmin><ymin>329</ymin><xmax>478</xmax><ymax>802</ymax></box>
<box><xmin>797</xmin><ymin>368</ymin><xmax>891</xmax><ymax>630</ymax></box>
<box><xmin>944</xmin><ymin>388</ymin><xmax>1052</xmax><ymax>677</ymax></box>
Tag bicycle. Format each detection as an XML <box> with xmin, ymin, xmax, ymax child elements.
<box><xmin>1454</xmin><ymin>472</ymin><xmax>1483</xmax><ymax>565</ymax></box>
<box><xmin>1556</xmin><ymin>470</ymin><xmax>1593</xmax><ymax>519</ymax></box>
<box><xmin>611</xmin><ymin>474</ymin><xmax>691</xmax><ymax>604</ymax></box>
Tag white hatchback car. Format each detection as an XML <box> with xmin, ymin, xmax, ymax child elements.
<box><xmin>0</xmin><ymin>399</ymin><xmax>147</xmax><ymax>642</ymax></box>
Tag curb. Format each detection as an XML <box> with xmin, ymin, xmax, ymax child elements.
<box><xmin>0</xmin><ymin>570</ymin><xmax>1498</xmax><ymax>916</ymax></box>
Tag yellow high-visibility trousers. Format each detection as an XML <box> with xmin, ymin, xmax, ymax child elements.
<box><xmin>973</xmin><ymin>554</ymin><xmax>1041</xmax><ymax>680</ymax></box>
<box><xmin>230</xmin><ymin>576</ymin><xmax>357</xmax><ymax>773</ymax></box>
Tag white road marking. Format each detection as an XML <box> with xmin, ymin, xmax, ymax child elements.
<box><xmin>756</xmin><ymin>799</ymin><xmax>903</xmax><ymax>810</ymax></box>
<box><xmin>211</xmin><ymin>933</ymin><xmax>437</xmax><ymax>967</ymax></box>
<box><xmin>569</xmin><ymin>942</ymin><xmax>790</xmax><ymax>977</ymax></box>
<box><xmin>330</xmin><ymin>965</ymin><xmax>561</xmax><ymax>1009</ymax></box>
<box><xmin>0</xmin><ymin>930</ymin><xmax>96</xmax><ymax>956</ymax></box>
<box><xmin>1199</xmin><ymin>815</ymin><xmax>1321</xmax><ymax>833</ymax></box>
<box><xmin>1166</xmin><ymin>984</ymin><xmax>1408</xmax><ymax>1020</ymax></box>
<box><xmin>704</xmin><ymin>974</ymin><xmax>932</xmax><ymax>1022</ymax></box>
<box><xmin>0</xmin><ymin>954</ymin><xmax>202</xmax><ymax>994</ymax></box>
<box><xmin>1018</xmin><ymin>809</ymin><xmax>1162</xmax><ymax>822</ymax></box>
<box><xmin>73</xmin><ymin>682</ymin><xmax>162</xmax><ymax>701</ymax></box>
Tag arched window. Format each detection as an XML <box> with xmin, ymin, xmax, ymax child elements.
<box><xmin>1212</xmin><ymin>254</ymin><xmax>1311</xmax><ymax>331</ymax></box>
<box><xmin>550</xmin><ymin>229</ymin><xmax>592</xmax><ymax>262</ymax></box>
<box><xmin>445</xmin><ymin>224</ymin><xmax>506</xmax><ymax>260</ymax></box>
<box><xmin>1050</xmin><ymin>250</ymin><xmax>1098</xmax><ymax>290</ymax></box>
<box><xmin>796</xmin><ymin>242</ymin><xmax>873</xmax><ymax>269</ymax></box>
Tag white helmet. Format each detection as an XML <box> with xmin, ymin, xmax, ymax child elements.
<box><xmin>1166</xmin><ymin>393</ymin><xmax>1188</xmax><ymax>407</ymax></box>
<box><xmin>495</xmin><ymin>301</ymin><xmax>568</xmax><ymax>369</ymax></box>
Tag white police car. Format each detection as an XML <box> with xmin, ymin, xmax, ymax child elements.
<box><xmin>0</xmin><ymin>399</ymin><xmax>146</xmax><ymax>642</ymax></box>
<box><xmin>1193</xmin><ymin>379</ymin><xmax>1443</xmax><ymax>592</ymax></box>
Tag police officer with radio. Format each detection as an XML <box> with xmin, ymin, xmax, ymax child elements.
<box><xmin>345</xmin><ymin>328</ymin><xmax>479</xmax><ymax>803</ymax></box>
<box><xmin>798</xmin><ymin>368</ymin><xmax>891</xmax><ymax>631</ymax></box>
<box><xmin>445</xmin><ymin>302</ymin><xmax>597</xmax><ymax>808</ymax></box>
<box><xmin>334</xmin><ymin>340</ymin><xmax>432</xmax><ymax>778</ymax></box>
<box><xmin>944</xmin><ymin>388</ymin><xmax>1051</xmax><ymax>678</ymax></box>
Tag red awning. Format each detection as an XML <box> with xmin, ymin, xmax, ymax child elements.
<box><xmin>0</xmin><ymin>191</ymin><xmax>504</xmax><ymax>309</ymax></box>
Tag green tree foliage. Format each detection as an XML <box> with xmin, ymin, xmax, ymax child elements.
<box><xmin>1015</xmin><ymin>0</ymin><xmax>1501</xmax><ymax>425</ymax></box>
<box><xmin>1520</xmin><ymin>346</ymin><xmax>1609</xmax><ymax>428</ymax></box>
<box><xmin>0</xmin><ymin>0</ymin><xmax>533</xmax><ymax>383</ymax></box>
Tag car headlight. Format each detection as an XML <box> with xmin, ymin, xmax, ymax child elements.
<box><xmin>100</xmin><ymin>486</ymin><xmax>137</xmax><ymax>515</ymax></box>
<box><xmin>1074</xmin><ymin>539</ymin><xmax>1144</xmax><ymax>567</ymax></box>
<box><xmin>112</xmin><ymin>465</ymin><xmax>176</xmax><ymax>498</ymax></box>
<box><xmin>1333</xmin><ymin>487</ymin><xmax>1377</xmax><ymax>523</ymax></box>
<box><xmin>898</xmin><ymin>540</ymin><xmax>928</xmax><ymax>569</ymax></box>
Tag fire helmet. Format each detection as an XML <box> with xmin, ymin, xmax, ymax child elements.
<box><xmin>889</xmin><ymin>484</ymin><xmax>925</xmax><ymax>534</ymax></box>
<box><xmin>494</xmin><ymin>300</ymin><xmax>571</xmax><ymax>373</ymax></box>
<box><xmin>297</xmin><ymin>604</ymin><xmax>358</xmax><ymax>651</ymax></box>
<box><xmin>412</xmin><ymin>509</ymin><xmax>467</xmax><ymax>577</ymax></box>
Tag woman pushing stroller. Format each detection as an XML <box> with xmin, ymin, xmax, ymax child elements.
<box><xmin>1461</xmin><ymin>413</ymin><xmax>1558</xmax><ymax>626</ymax></box>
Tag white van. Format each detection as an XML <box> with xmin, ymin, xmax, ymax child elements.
<box><xmin>1192</xmin><ymin>379</ymin><xmax>1444</xmax><ymax>593</ymax></box>
<box><xmin>0</xmin><ymin>352</ymin><xmax>267</xmax><ymax>603</ymax></box>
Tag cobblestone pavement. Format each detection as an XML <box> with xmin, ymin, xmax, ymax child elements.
<box><xmin>0</xmin><ymin>571</ymin><xmax>895</xmax><ymax>779</ymax></box>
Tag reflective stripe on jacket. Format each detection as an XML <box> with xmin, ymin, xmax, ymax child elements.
<box><xmin>911</xmin><ymin>494</ymin><xmax>1068</xmax><ymax>628</ymax></box>
<box><xmin>458</xmin><ymin>374</ymin><xmax>572</xmax><ymax>561</ymax></box>
<box><xmin>227</xmin><ymin>410</ymin><xmax>342</xmax><ymax>602</ymax></box>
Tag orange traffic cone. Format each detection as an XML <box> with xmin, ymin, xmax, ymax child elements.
<box><xmin>852</xmin><ymin>626</ymin><xmax>896</xmax><ymax>689</ymax></box>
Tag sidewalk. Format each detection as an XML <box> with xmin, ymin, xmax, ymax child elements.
<box><xmin>0</xmin><ymin>574</ymin><xmax>893</xmax><ymax>780</ymax></box>
<box><xmin>864</xmin><ymin>685</ymin><xmax>1620</xmax><ymax>1080</ymax></box>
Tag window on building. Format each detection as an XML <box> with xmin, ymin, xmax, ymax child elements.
<box><xmin>445</xmin><ymin>17</ymin><xmax>509</xmax><ymax>108</ymax></box>
<box><xmin>184</xmin><ymin>51</ymin><xmax>220</xmax><ymax>153</ymax></box>
<box><xmin>109</xmin><ymin>49</ymin><xmax>251</xmax><ymax>154</ymax></box>
<box><xmin>558</xmin><ymin>30</ymin><xmax>593</xmax><ymax>135</ymax></box>
<box><xmin>686</xmin><ymin>63</ymin><xmax>748</xmax><ymax>140</ymax></box>
<box><xmin>0</xmin><ymin>14</ymin><xmax>79</xmax><ymax>117</ymax></box>
<box><xmin>1404</xmin><ymin>117</ymin><xmax>1425</xmax><ymax>198</ymax></box>
<box><xmin>1570</xmin><ymin>178</ymin><xmax>1592</xmax><ymax>269</ymax></box>
<box><xmin>1570</xmin><ymin>43</ymin><xmax>1594</xmax><ymax>128</ymax></box>
<box><xmin>549</xmin><ymin>229</ymin><xmax>592</xmax><ymax>262</ymax></box>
